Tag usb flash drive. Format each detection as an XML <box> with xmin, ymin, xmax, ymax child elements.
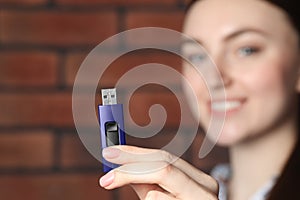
<box><xmin>98</xmin><ymin>88</ymin><xmax>126</xmax><ymax>172</ymax></box>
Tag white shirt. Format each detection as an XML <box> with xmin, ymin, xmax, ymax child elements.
<box><xmin>210</xmin><ymin>164</ymin><xmax>278</xmax><ymax>200</ymax></box>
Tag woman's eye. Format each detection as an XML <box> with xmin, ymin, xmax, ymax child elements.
<box><xmin>238</xmin><ymin>46</ymin><xmax>260</xmax><ymax>56</ymax></box>
<box><xmin>188</xmin><ymin>53</ymin><xmax>207</xmax><ymax>63</ymax></box>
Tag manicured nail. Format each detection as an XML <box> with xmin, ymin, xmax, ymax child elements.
<box><xmin>100</xmin><ymin>172</ymin><xmax>115</xmax><ymax>187</ymax></box>
<box><xmin>102</xmin><ymin>147</ymin><xmax>121</xmax><ymax>159</ymax></box>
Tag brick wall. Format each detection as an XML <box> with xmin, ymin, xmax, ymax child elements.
<box><xmin>0</xmin><ymin>0</ymin><xmax>228</xmax><ymax>200</ymax></box>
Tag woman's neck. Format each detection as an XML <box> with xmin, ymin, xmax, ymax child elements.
<box><xmin>228</xmin><ymin>121</ymin><xmax>298</xmax><ymax>200</ymax></box>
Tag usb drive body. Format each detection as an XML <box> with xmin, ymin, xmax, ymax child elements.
<box><xmin>98</xmin><ymin>88</ymin><xmax>126</xmax><ymax>172</ymax></box>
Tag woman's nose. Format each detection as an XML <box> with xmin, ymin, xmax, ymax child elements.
<box><xmin>209</xmin><ymin>56</ymin><xmax>233</xmax><ymax>90</ymax></box>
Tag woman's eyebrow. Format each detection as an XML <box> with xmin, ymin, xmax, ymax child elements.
<box><xmin>223</xmin><ymin>28</ymin><xmax>269</xmax><ymax>42</ymax></box>
<box><xmin>181</xmin><ymin>28</ymin><xmax>268</xmax><ymax>47</ymax></box>
<box><xmin>181</xmin><ymin>38</ymin><xmax>204</xmax><ymax>48</ymax></box>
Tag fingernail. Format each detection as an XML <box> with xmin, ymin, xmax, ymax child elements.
<box><xmin>100</xmin><ymin>172</ymin><xmax>114</xmax><ymax>187</ymax></box>
<box><xmin>102</xmin><ymin>147</ymin><xmax>120</xmax><ymax>159</ymax></box>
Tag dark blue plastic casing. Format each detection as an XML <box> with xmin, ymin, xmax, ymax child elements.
<box><xmin>98</xmin><ymin>104</ymin><xmax>126</xmax><ymax>172</ymax></box>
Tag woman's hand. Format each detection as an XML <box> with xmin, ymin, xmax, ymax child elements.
<box><xmin>99</xmin><ymin>145</ymin><xmax>219</xmax><ymax>199</ymax></box>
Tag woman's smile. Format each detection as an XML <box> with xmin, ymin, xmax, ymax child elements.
<box><xmin>209</xmin><ymin>98</ymin><xmax>247</xmax><ymax>116</ymax></box>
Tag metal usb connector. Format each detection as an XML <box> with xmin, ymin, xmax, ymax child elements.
<box><xmin>101</xmin><ymin>88</ymin><xmax>117</xmax><ymax>105</ymax></box>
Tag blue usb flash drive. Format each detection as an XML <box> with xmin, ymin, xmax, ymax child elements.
<box><xmin>98</xmin><ymin>88</ymin><xmax>126</xmax><ymax>172</ymax></box>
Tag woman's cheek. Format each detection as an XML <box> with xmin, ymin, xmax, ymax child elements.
<box><xmin>183</xmin><ymin>66</ymin><xmax>208</xmax><ymax>122</ymax></box>
<box><xmin>184</xmin><ymin>67</ymin><xmax>211</xmax><ymax>128</ymax></box>
<box><xmin>251</xmin><ymin>46</ymin><xmax>300</xmax><ymax>94</ymax></box>
<box><xmin>239</xmin><ymin>51</ymin><xmax>288</xmax><ymax>93</ymax></box>
<box><xmin>241</xmin><ymin>58</ymin><xmax>294</xmax><ymax>126</ymax></box>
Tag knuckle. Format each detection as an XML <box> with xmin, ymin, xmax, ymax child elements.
<box><xmin>160</xmin><ymin>150</ymin><xmax>175</xmax><ymax>164</ymax></box>
<box><xmin>200</xmin><ymin>174</ymin><xmax>219</xmax><ymax>194</ymax></box>
<box><xmin>157</xmin><ymin>162</ymin><xmax>173</xmax><ymax>183</ymax></box>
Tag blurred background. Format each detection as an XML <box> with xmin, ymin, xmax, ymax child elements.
<box><xmin>0</xmin><ymin>0</ymin><xmax>228</xmax><ymax>199</ymax></box>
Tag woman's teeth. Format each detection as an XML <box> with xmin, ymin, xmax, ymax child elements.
<box><xmin>211</xmin><ymin>101</ymin><xmax>242</xmax><ymax>112</ymax></box>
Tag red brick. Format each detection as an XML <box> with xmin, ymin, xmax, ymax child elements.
<box><xmin>0</xmin><ymin>11</ymin><xmax>117</xmax><ymax>47</ymax></box>
<box><xmin>65</xmin><ymin>52</ymin><xmax>87</xmax><ymax>87</ymax></box>
<box><xmin>0</xmin><ymin>51</ymin><xmax>58</xmax><ymax>88</ymax></box>
<box><xmin>125</xmin><ymin>11</ymin><xmax>185</xmax><ymax>46</ymax></box>
<box><xmin>55</xmin><ymin>0</ymin><xmax>177</xmax><ymax>6</ymax></box>
<box><xmin>125</xmin><ymin>129</ymin><xmax>194</xmax><ymax>163</ymax></box>
<box><xmin>0</xmin><ymin>0</ymin><xmax>46</xmax><ymax>6</ymax></box>
<box><xmin>0</xmin><ymin>174</ymin><xmax>112</xmax><ymax>200</ymax></box>
<box><xmin>126</xmin><ymin>11</ymin><xmax>185</xmax><ymax>31</ymax></box>
<box><xmin>61</xmin><ymin>133</ymin><xmax>99</xmax><ymax>168</ymax></box>
<box><xmin>3</xmin><ymin>90</ymin><xmax>199</xmax><ymax>133</ymax></box>
<box><xmin>0</xmin><ymin>131</ymin><xmax>54</xmax><ymax>168</ymax></box>
<box><xmin>0</xmin><ymin>93</ymin><xmax>73</xmax><ymax>127</ymax></box>
<box><xmin>65</xmin><ymin>50</ymin><xmax>182</xmax><ymax>88</ymax></box>
<box><xmin>126</xmin><ymin>130</ymin><xmax>183</xmax><ymax>149</ymax></box>
<box><xmin>122</xmin><ymin>89</ymin><xmax>196</xmax><ymax>129</ymax></box>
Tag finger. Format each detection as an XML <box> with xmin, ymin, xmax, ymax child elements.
<box><xmin>131</xmin><ymin>184</ymin><xmax>165</xmax><ymax>199</ymax></box>
<box><xmin>175</xmin><ymin>158</ymin><xmax>219</xmax><ymax>194</ymax></box>
<box><xmin>102</xmin><ymin>145</ymin><xmax>171</xmax><ymax>164</ymax></box>
<box><xmin>144</xmin><ymin>190</ymin><xmax>178</xmax><ymax>200</ymax></box>
<box><xmin>102</xmin><ymin>145</ymin><xmax>218</xmax><ymax>193</ymax></box>
<box><xmin>99</xmin><ymin>162</ymin><xmax>218</xmax><ymax>199</ymax></box>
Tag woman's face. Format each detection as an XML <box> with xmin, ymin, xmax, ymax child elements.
<box><xmin>183</xmin><ymin>0</ymin><xmax>300</xmax><ymax>146</ymax></box>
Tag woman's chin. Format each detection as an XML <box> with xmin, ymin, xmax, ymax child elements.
<box><xmin>208</xmin><ymin>128</ymin><xmax>245</xmax><ymax>147</ymax></box>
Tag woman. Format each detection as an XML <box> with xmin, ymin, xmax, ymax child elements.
<box><xmin>99</xmin><ymin>0</ymin><xmax>300</xmax><ymax>199</ymax></box>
